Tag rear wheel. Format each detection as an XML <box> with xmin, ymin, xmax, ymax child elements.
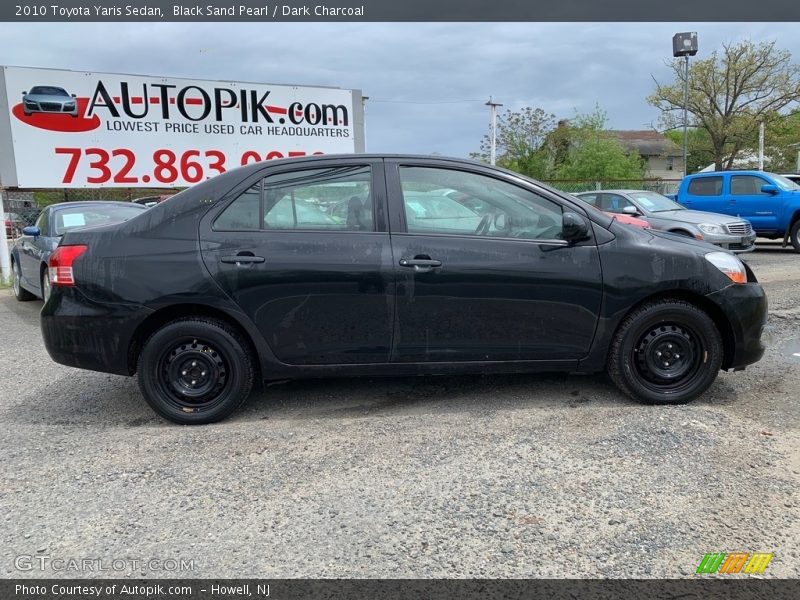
<box><xmin>137</xmin><ymin>318</ymin><xmax>255</xmax><ymax>424</ymax></box>
<box><xmin>41</xmin><ymin>269</ymin><xmax>52</xmax><ymax>303</ymax></box>
<box><xmin>12</xmin><ymin>259</ymin><xmax>35</xmax><ymax>301</ymax></box>
<box><xmin>789</xmin><ymin>220</ymin><xmax>800</xmax><ymax>253</ymax></box>
<box><xmin>607</xmin><ymin>300</ymin><xmax>723</xmax><ymax>404</ymax></box>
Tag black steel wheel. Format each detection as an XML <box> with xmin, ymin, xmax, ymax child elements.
<box><xmin>607</xmin><ymin>300</ymin><xmax>723</xmax><ymax>404</ymax></box>
<box><xmin>137</xmin><ymin>318</ymin><xmax>255</xmax><ymax>424</ymax></box>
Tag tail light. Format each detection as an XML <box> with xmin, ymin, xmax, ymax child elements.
<box><xmin>48</xmin><ymin>245</ymin><xmax>87</xmax><ymax>286</ymax></box>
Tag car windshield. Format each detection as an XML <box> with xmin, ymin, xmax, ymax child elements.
<box><xmin>54</xmin><ymin>204</ymin><xmax>146</xmax><ymax>235</ymax></box>
<box><xmin>628</xmin><ymin>191</ymin><xmax>685</xmax><ymax>212</ymax></box>
<box><xmin>29</xmin><ymin>86</ymin><xmax>69</xmax><ymax>96</ymax></box>
<box><xmin>769</xmin><ymin>173</ymin><xmax>800</xmax><ymax>191</ymax></box>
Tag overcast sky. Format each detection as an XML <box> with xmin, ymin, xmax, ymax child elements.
<box><xmin>1</xmin><ymin>22</ymin><xmax>798</xmax><ymax>157</ymax></box>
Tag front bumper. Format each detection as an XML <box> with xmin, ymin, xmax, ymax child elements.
<box><xmin>706</xmin><ymin>282</ymin><xmax>767</xmax><ymax>370</ymax></box>
<box><xmin>702</xmin><ymin>231</ymin><xmax>757</xmax><ymax>253</ymax></box>
<box><xmin>41</xmin><ymin>287</ymin><xmax>153</xmax><ymax>376</ymax></box>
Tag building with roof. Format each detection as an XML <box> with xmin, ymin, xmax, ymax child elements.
<box><xmin>610</xmin><ymin>130</ymin><xmax>684</xmax><ymax>179</ymax></box>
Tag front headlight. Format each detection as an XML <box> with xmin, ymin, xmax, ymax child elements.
<box><xmin>698</xmin><ymin>223</ymin><xmax>726</xmax><ymax>235</ymax></box>
<box><xmin>705</xmin><ymin>251</ymin><xmax>747</xmax><ymax>284</ymax></box>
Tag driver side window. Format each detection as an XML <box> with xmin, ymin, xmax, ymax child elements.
<box><xmin>398</xmin><ymin>166</ymin><xmax>563</xmax><ymax>240</ymax></box>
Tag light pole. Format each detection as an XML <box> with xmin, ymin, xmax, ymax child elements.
<box><xmin>672</xmin><ymin>32</ymin><xmax>698</xmax><ymax>176</ymax></box>
<box><xmin>485</xmin><ymin>97</ymin><xmax>503</xmax><ymax>166</ymax></box>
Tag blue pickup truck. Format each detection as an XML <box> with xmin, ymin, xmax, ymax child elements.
<box><xmin>676</xmin><ymin>170</ymin><xmax>800</xmax><ymax>252</ymax></box>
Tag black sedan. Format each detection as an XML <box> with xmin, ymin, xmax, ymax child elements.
<box><xmin>41</xmin><ymin>155</ymin><xmax>767</xmax><ymax>424</ymax></box>
<box><xmin>11</xmin><ymin>201</ymin><xmax>147</xmax><ymax>302</ymax></box>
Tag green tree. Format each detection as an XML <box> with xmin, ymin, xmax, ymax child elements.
<box><xmin>553</xmin><ymin>109</ymin><xmax>646</xmax><ymax>180</ymax></box>
<box><xmin>649</xmin><ymin>40</ymin><xmax>800</xmax><ymax>171</ymax></box>
<box><xmin>470</xmin><ymin>106</ymin><xmax>556</xmax><ymax>178</ymax></box>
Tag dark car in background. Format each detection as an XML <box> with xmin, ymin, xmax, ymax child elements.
<box><xmin>22</xmin><ymin>85</ymin><xmax>78</xmax><ymax>116</ymax></box>
<box><xmin>40</xmin><ymin>155</ymin><xmax>767</xmax><ymax>425</ymax></box>
<box><xmin>11</xmin><ymin>201</ymin><xmax>147</xmax><ymax>302</ymax></box>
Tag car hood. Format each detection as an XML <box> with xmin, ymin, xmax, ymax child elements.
<box><xmin>649</xmin><ymin>209</ymin><xmax>743</xmax><ymax>225</ymax></box>
<box><xmin>24</xmin><ymin>94</ymin><xmax>73</xmax><ymax>102</ymax></box>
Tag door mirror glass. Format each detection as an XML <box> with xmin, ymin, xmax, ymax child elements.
<box><xmin>562</xmin><ymin>212</ymin><xmax>589</xmax><ymax>242</ymax></box>
<box><xmin>22</xmin><ymin>226</ymin><xmax>40</xmax><ymax>238</ymax></box>
<box><xmin>761</xmin><ymin>184</ymin><xmax>778</xmax><ymax>195</ymax></box>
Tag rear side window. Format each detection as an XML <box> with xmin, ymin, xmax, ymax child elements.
<box><xmin>730</xmin><ymin>175</ymin><xmax>769</xmax><ymax>195</ymax></box>
<box><xmin>687</xmin><ymin>176</ymin><xmax>723</xmax><ymax>196</ymax></box>
<box><xmin>214</xmin><ymin>165</ymin><xmax>374</xmax><ymax>232</ymax></box>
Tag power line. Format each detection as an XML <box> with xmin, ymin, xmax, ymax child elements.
<box><xmin>369</xmin><ymin>99</ymin><xmax>485</xmax><ymax>105</ymax></box>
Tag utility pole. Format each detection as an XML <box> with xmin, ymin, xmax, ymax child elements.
<box><xmin>672</xmin><ymin>32</ymin><xmax>698</xmax><ymax>176</ymax></box>
<box><xmin>758</xmin><ymin>119</ymin><xmax>765</xmax><ymax>171</ymax></box>
<box><xmin>485</xmin><ymin>97</ymin><xmax>503</xmax><ymax>166</ymax></box>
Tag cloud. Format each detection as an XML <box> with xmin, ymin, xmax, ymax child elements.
<box><xmin>1</xmin><ymin>22</ymin><xmax>799</xmax><ymax>158</ymax></box>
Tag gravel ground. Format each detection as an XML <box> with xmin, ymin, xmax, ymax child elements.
<box><xmin>1</xmin><ymin>244</ymin><xmax>798</xmax><ymax>579</ymax></box>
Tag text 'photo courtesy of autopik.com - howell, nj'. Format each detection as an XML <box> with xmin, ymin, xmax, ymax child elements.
<box><xmin>1</xmin><ymin>2</ymin><xmax>800</xmax><ymax>600</ymax></box>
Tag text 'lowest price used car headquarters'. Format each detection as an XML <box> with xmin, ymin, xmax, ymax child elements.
<box><xmin>31</xmin><ymin>155</ymin><xmax>767</xmax><ymax>424</ymax></box>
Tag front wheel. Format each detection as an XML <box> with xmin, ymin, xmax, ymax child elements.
<box><xmin>137</xmin><ymin>318</ymin><xmax>255</xmax><ymax>424</ymax></box>
<box><xmin>607</xmin><ymin>300</ymin><xmax>723</xmax><ymax>404</ymax></box>
<box><xmin>789</xmin><ymin>220</ymin><xmax>800</xmax><ymax>253</ymax></box>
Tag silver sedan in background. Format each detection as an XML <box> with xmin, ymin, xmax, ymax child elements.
<box><xmin>575</xmin><ymin>189</ymin><xmax>756</xmax><ymax>253</ymax></box>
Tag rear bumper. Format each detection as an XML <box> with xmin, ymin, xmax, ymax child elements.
<box><xmin>41</xmin><ymin>287</ymin><xmax>152</xmax><ymax>376</ymax></box>
<box><xmin>706</xmin><ymin>282</ymin><xmax>767</xmax><ymax>370</ymax></box>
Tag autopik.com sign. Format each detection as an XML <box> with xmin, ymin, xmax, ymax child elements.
<box><xmin>0</xmin><ymin>66</ymin><xmax>365</xmax><ymax>188</ymax></box>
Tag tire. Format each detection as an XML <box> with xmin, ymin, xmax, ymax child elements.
<box><xmin>607</xmin><ymin>299</ymin><xmax>723</xmax><ymax>405</ymax></box>
<box><xmin>11</xmin><ymin>259</ymin><xmax>35</xmax><ymax>302</ymax></box>
<box><xmin>41</xmin><ymin>268</ymin><xmax>52</xmax><ymax>304</ymax></box>
<box><xmin>789</xmin><ymin>220</ymin><xmax>800</xmax><ymax>253</ymax></box>
<box><xmin>136</xmin><ymin>317</ymin><xmax>255</xmax><ymax>424</ymax></box>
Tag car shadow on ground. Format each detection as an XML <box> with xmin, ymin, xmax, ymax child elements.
<box><xmin>7</xmin><ymin>369</ymin><xmax>642</xmax><ymax>428</ymax></box>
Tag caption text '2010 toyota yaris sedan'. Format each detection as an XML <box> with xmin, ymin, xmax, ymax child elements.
<box><xmin>40</xmin><ymin>155</ymin><xmax>767</xmax><ymax>424</ymax></box>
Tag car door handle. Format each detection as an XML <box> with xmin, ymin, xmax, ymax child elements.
<box><xmin>221</xmin><ymin>254</ymin><xmax>265</xmax><ymax>264</ymax></box>
<box><xmin>399</xmin><ymin>257</ymin><xmax>442</xmax><ymax>271</ymax></box>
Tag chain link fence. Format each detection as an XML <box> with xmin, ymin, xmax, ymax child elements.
<box><xmin>542</xmin><ymin>179</ymin><xmax>682</xmax><ymax>196</ymax></box>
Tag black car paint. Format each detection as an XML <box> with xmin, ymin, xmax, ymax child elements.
<box><xmin>41</xmin><ymin>155</ymin><xmax>766</xmax><ymax>383</ymax></box>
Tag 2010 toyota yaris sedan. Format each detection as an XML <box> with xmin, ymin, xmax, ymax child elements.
<box><xmin>40</xmin><ymin>155</ymin><xmax>767</xmax><ymax>424</ymax></box>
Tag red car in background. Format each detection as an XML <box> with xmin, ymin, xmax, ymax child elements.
<box><xmin>610</xmin><ymin>212</ymin><xmax>650</xmax><ymax>228</ymax></box>
<box><xmin>4</xmin><ymin>212</ymin><xmax>22</xmax><ymax>238</ymax></box>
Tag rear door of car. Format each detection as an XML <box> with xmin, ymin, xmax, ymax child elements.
<box><xmin>385</xmin><ymin>158</ymin><xmax>602</xmax><ymax>364</ymax></box>
<box><xmin>199</xmin><ymin>158</ymin><xmax>395</xmax><ymax>365</ymax></box>
<box><xmin>728</xmin><ymin>173</ymin><xmax>780</xmax><ymax>233</ymax></box>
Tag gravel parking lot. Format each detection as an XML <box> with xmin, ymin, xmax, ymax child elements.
<box><xmin>1</xmin><ymin>244</ymin><xmax>798</xmax><ymax>579</ymax></box>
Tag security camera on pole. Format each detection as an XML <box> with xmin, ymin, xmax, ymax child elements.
<box><xmin>672</xmin><ymin>32</ymin><xmax>698</xmax><ymax>176</ymax></box>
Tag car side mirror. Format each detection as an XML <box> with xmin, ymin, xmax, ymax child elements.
<box><xmin>22</xmin><ymin>226</ymin><xmax>40</xmax><ymax>238</ymax></box>
<box><xmin>22</xmin><ymin>91</ymin><xmax>27</xmax><ymax>95</ymax></box>
<box><xmin>761</xmin><ymin>184</ymin><xmax>778</xmax><ymax>195</ymax></box>
<box><xmin>622</xmin><ymin>205</ymin><xmax>639</xmax><ymax>216</ymax></box>
<box><xmin>71</xmin><ymin>93</ymin><xmax>77</xmax><ymax>98</ymax></box>
<box><xmin>562</xmin><ymin>212</ymin><xmax>590</xmax><ymax>242</ymax></box>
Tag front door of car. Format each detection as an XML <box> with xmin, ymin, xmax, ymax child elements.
<box><xmin>19</xmin><ymin>209</ymin><xmax>49</xmax><ymax>292</ymax></box>
<box><xmin>385</xmin><ymin>161</ymin><xmax>603</xmax><ymax>363</ymax></box>
<box><xmin>199</xmin><ymin>159</ymin><xmax>394</xmax><ymax>365</ymax></box>
<box><xmin>727</xmin><ymin>174</ymin><xmax>779</xmax><ymax>231</ymax></box>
